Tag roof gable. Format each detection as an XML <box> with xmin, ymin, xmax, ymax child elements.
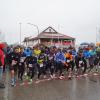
<box><xmin>24</xmin><ymin>26</ymin><xmax>75</xmax><ymax>42</ymax></box>
<box><xmin>42</xmin><ymin>26</ymin><xmax>58</xmax><ymax>33</ymax></box>
<box><xmin>38</xmin><ymin>26</ymin><xmax>74</xmax><ymax>39</ymax></box>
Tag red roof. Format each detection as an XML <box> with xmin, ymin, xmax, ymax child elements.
<box><xmin>24</xmin><ymin>26</ymin><xmax>75</xmax><ymax>41</ymax></box>
<box><xmin>38</xmin><ymin>32</ymin><xmax>74</xmax><ymax>39</ymax></box>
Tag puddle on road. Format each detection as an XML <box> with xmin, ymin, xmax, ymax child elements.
<box><xmin>89</xmin><ymin>76</ymin><xmax>100</xmax><ymax>85</ymax></box>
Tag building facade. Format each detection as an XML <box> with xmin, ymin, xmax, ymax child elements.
<box><xmin>23</xmin><ymin>26</ymin><xmax>75</xmax><ymax>48</ymax></box>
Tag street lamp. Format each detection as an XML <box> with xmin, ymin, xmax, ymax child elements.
<box><xmin>27</xmin><ymin>23</ymin><xmax>39</xmax><ymax>45</ymax></box>
<box><xmin>19</xmin><ymin>23</ymin><xmax>22</xmax><ymax>45</ymax></box>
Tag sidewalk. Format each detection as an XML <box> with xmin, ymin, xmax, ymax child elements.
<box><xmin>0</xmin><ymin>69</ymin><xmax>12</xmax><ymax>100</ymax></box>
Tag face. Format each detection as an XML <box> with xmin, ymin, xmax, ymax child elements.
<box><xmin>20</xmin><ymin>48</ymin><xmax>24</xmax><ymax>53</ymax></box>
<box><xmin>15</xmin><ymin>48</ymin><xmax>19</xmax><ymax>53</ymax></box>
<box><xmin>79</xmin><ymin>53</ymin><xmax>83</xmax><ymax>57</ymax></box>
<box><xmin>58</xmin><ymin>48</ymin><xmax>61</xmax><ymax>52</ymax></box>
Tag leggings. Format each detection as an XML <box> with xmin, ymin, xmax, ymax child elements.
<box><xmin>38</xmin><ymin>66</ymin><xmax>46</xmax><ymax>79</ymax></box>
<box><xmin>27</xmin><ymin>67</ymin><xmax>35</xmax><ymax>79</ymax></box>
<box><xmin>18</xmin><ymin>69</ymin><xmax>24</xmax><ymax>80</ymax></box>
<box><xmin>55</xmin><ymin>62</ymin><xmax>63</xmax><ymax>76</ymax></box>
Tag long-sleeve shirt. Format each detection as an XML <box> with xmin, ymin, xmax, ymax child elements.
<box><xmin>55</xmin><ymin>52</ymin><xmax>66</xmax><ymax>63</ymax></box>
<box><xmin>0</xmin><ymin>49</ymin><xmax>5</xmax><ymax>66</ymax></box>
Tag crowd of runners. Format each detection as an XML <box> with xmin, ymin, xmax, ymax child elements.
<box><xmin>1</xmin><ymin>44</ymin><xmax>100</xmax><ymax>87</ymax></box>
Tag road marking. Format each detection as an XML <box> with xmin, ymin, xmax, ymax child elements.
<box><xmin>13</xmin><ymin>73</ymin><xmax>100</xmax><ymax>87</ymax></box>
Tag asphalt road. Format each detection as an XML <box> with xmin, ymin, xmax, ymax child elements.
<box><xmin>0</xmin><ymin>71</ymin><xmax>100</xmax><ymax>100</ymax></box>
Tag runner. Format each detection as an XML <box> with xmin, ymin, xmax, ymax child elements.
<box><xmin>65</xmin><ymin>50</ymin><xmax>74</xmax><ymax>79</ymax></box>
<box><xmin>48</xmin><ymin>52</ymin><xmax>55</xmax><ymax>78</ymax></box>
<box><xmin>37</xmin><ymin>51</ymin><xmax>46</xmax><ymax>80</ymax></box>
<box><xmin>75</xmin><ymin>51</ymin><xmax>87</xmax><ymax>76</ymax></box>
<box><xmin>55</xmin><ymin>49</ymin><xmax>66</xmax><ymax>79</ymax></box>
<box><xmin>27</xmin><ymin>55</ymin><xmax>37</xmax><ymax>83</ymax></box>
<box><xmin>18</xmin><ymin>48</ymin><xmax>25</xmax><ymax>81</ymax></box>
<box><xmin>9</xmin><ymin>48</ymin><xmax>20</xmax><ymax>86</ymax></box>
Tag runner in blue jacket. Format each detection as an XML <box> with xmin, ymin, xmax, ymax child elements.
<box><xmin>54</xmin><ymin>49</ymin><xmax>66</xmax><ymax>77</ymax></box>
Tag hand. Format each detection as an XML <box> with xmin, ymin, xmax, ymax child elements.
<box><xmin>0</xmin><ymin>66</ymin><xmax>3</xmax><ymax>68</ymax></box>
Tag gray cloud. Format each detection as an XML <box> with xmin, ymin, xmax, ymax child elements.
<box><xmin>0</xmin><ymin>0</ymin><xmax>100</xmax><ymax>44</ymax></box>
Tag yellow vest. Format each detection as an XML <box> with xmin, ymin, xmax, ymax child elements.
<box><xmin>34</xmin><ymin>49</ymin><xmax>41</xmax><ymax>56</ymax></box>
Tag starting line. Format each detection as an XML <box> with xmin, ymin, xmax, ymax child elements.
<box><xmin>14</xmin><ymin>73</ymin><xmax>100</xmax><ymax>87</ymax></box>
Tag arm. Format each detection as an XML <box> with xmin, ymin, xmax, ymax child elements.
<box><xmin>0</xmin><ymin>49</ymin><xmax>5</xmax><ymax>66</ymax></box>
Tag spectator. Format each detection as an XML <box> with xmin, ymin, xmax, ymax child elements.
<box><xmin>0</xmin><ymin>44</ymin><xmax>5</xmax><ymax>88</ymax></box>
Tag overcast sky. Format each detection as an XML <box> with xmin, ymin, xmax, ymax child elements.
<box><xmin>0</xmin><ymin>0</ymin><xmax>100</xmax><ymax>44</ymax></box>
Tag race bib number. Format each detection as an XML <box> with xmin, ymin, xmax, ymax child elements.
<box><xmin>79</xmin><ymin>61</ymin><xmax>83</xmax><ymax>64</ymax></box>
<box><xmin>19</xmin><ymin>63</ymin><xmax>22</xmax><ymax>66</ymax></box>
<box><xmin>20</xmin><ymin>59</ymin><xmax>24</xmax><ymax>62</ymax></box>
<box><xmin>67</xmin><ymin>60</ymin><xmax>70</xmax><ymax>63</ymax></box>
<box><xmin>51</xmin><ymin>65</ymin><xmax>54</xmax><ymax>68</ymax></box>
<box><xmin>40</xmin><ymin>64</ymin><xmax>43</xmax><ymax>67</ymax></box>
<box><xmin>12</xmin><ymin>60</ymin><xmax>17</xmax><ymax>66</ymax></box>
<box><xmin>29</xmin><ymin>64</ymin><xmax>32</xmax><ymax>67</ymax></box>
<box><xmin>49</xmin><ymin>57</ymin><xmax>53</xmax><ymax>60</ymax></box>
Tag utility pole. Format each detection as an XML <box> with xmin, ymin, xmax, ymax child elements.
<box><xmin>19</xmin><ymin>23</ymin><xmax>22</xmax><ymax>45</ymax></box>
<box><xmin>58</xmin><ymin>25</ymin><xmax>60</xmax><ymax>48</ymax></box>
<box><xmin>27</xmin><ymin>23</ymin><xmax>39</xmax><ymax>46</ymax></box>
